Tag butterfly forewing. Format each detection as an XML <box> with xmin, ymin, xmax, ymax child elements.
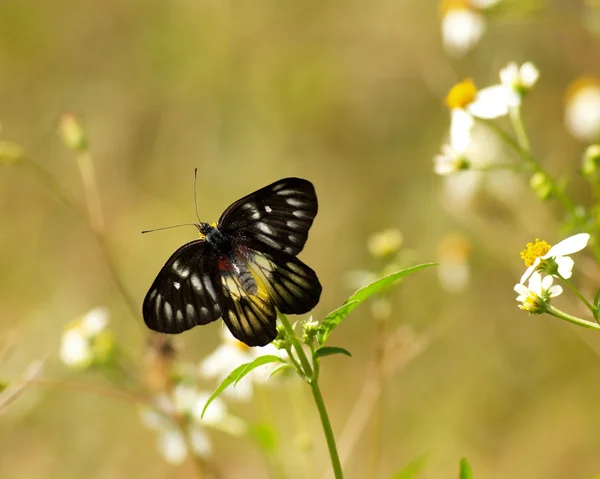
<box><xmin>143</xmin><ymin>241</ymin><xmax>223</xmax><ymax>333</ymax></box>
<box><xmin>218</xmin><ymin>177</ymin><xmax>318</xmax><ymax>256</ymax></box>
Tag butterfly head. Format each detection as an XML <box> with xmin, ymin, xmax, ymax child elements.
<box><xmin>196</xmin><ymin>222</ymin><xmax>213</xmax><ymax>238</ymax></box>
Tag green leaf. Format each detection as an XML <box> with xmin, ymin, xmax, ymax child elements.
<box><xmin>268</xmin><ymin>364</ymin><xmax>294</xmax><ymax>381</ymax></box>
<box><xmin>317</xmin><ymin>301</ymin><xmax>360</xmax><ymax>346</ymax></box>
<box><xmin>249</xmin><ymin>422</ymin><xmax>278</xmax><ymax>453</ymax></box>
<box><xmin>389</xmin><ymin>454</ymin><xmax>428</xmax><ymax>479</ymax></box>
<box><xmin>201</xmin><ymin>355</ymin><xmax>283</xmax><ymax>418</ymax></box>
<box><xmin>314</xmin><ymin>346</ymin><xmax>352</xmax><ymax>359</ymax></box>
<box><xmin>459</xmin><ymin>458</ymin><xmax>473</xmax><ymax>479</ymax></box>
<box><xmin>317</xmin><ymin>263</ymin><xmax>436</xmax><ymax>345</ymax></box>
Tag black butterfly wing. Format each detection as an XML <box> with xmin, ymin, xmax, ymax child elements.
<box><xmin>217</xmin><ymin>177</ymin><xmax>318</xmax><ymax>256</ymax></box>
<box><xmin>143</xmin><ymin>240</ymin><xmax>279</xmax><ymax>346</ymax></box>
<box><xmin>143</xmin><ymin>240</ymin><xmax>223</xmax><ymax>334</ymax></box>
<box><xmin>239</xmin><ymin>244</ymin><xmax>322</xmax><ymax>316</ymax></box>
<box><xmin>217</xmin><ymin>264</ymin><xmax>278</xmax><ymax>346</ymax></box>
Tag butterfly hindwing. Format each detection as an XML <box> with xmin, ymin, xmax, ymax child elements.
<box><xmin>239</xmin><ymin>244</ymin><xmax>322</xmax><ymax>316</ymax></box>
<box><xmin>218</xmin><ymin>266</ymin><xmax>278</xmax><ymax>346</ymax></box>
<box><xmin>143</xmin><ymin>240</ymin><xmax>223</xmax><ymax>334</ymax></box>
<box><xmin>217</xmin><ymin>177</ymin><xmax>318</xmax><ymax>256</ymax></box>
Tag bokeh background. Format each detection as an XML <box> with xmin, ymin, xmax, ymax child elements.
<box><xmin>2</xmin><ymin>0</ymin><xmax>600</xmax><ymax>478</ymax></box>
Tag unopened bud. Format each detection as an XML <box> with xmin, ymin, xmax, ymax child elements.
<box><xmin>582</xmin><ymin>144</ymin><xmax>600</xmax><ymax>178</ymax></box>
<box><xmin>530</xmin><ymin>172</ymin><xmax>552</xmax><ymax>200</ymax></box>
<box><xmin>59</xmin><ymin>113</ymin><xmax>87</xmax><ymax>152</ymax></box>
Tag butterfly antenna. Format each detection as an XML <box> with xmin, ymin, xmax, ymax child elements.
<box><xmin>193</xmin><ymin>168</ymin><xmax>201</xmax><ymax>224</ymax></box>
<box><xmin>142</xmin><ymin>223</ymin><xmax>198</xmax><ymax>234</ymax></box>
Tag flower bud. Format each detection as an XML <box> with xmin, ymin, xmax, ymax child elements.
<box><xmin>530</xmin><ymin>172</ymin><xmax>552</xmax><ymax>200</ymax></box>
<box><xmin>582</xmin><ymin>144</ymin><xmax>600</xmax><ymax>178</ymax></box>
<box><xmin>59</xmin><ymin>113</ymin><xmax>88</xmax><ymax>152</ymax></box>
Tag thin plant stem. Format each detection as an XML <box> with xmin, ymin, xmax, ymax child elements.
<box><xmin>277</xmin><ymin>312</ymin><xmax>313</xmax><ymax>377</ymax></box>
<box><xmin>76</xmin><ymin>151</ymin><xmax>104</xmax><ymax>232</ymax></box>
<box><xmin>310</xmin><ymin>380</ymin><xmax>344</xmax><ymax>479</ymax></box>
<box><xmin>287</xmin><ymin>380</ymin><xmax>317</xmax><ymax>479</ymax></box>
<box><xmin>560</xmin><ymin>275</ymin><xmax>598</xmax><ymax>319</ymax></box>
<box><xmin>277</xmin><ymin>312</ymin><xmax>343</xmax><ymax>479</ymax></box>
<box><xmin>21</xmin><ymin>159</ymin><xmax>141</xmax><ymax>325</ymax></box>
<box><xmin>547</xmin><ymin>306</ymin><xmax>600</xmax><ymax>330</ymax></box>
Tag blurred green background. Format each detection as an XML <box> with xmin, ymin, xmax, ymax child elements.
<box><xmin>2</xmin><ymin>0</ymin><xmax>600</xmax><ymax>478</ymax></box>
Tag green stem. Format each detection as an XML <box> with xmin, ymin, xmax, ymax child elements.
<box><xmin>277</xmin><ymin>312</ymin><xmax>343</xmax><ymax>479</ymax></box>
<box><xmin>560</xmin><ymin>276</ymin><xmax>598</xmax><ymax>320</ymax></box>
<box><xmin>277</xmin><ymin>312</ymin><xmax>313</xmax><ymax>378</ymax></box>
<box><xmin>310</xmin><ymin>380</ymin><xmax>344</xmax><ymax>479</ymax></box>
<box><xmin>547</xmin><ymin>306</ymin><xmax>600</xmax><ymax>330</ymax></box>
<box><xmin>22</xmin><ymin>159</ymin><xmax>141</xmax><ymax>324</ymax></box>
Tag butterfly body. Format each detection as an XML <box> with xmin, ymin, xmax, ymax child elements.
<box><xmin>143</xmin><ymin>177</ymin><xmax>321</xmax><ymax>347</ymax></box>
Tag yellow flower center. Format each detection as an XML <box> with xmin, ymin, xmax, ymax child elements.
<box><xmin>439</xmin><ymin>0</ymin><xmax>472</xmax><ymax>16</ymax></box>
<box><xmin>445</xmin><ymin>79</ymin><xmax>477</xmax><ymax>110</ymax></box>
<box><xmin>520</xmin><ymin>239</ymin><xmax>551</xmax><ymax>267</ymax></box>
<box><xmin>565</xmin><ymin>76</ymin><xmax>600</xmax><ymax>103</ymax></box>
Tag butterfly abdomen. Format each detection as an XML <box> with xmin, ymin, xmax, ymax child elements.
<box><xmin>231</xmin><ymin>255</ymin><xmax>258</xmax><ymax>295</ymax></box>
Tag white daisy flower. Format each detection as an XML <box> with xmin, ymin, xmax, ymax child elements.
<box><xmin>59</xmin><ymin>329</ymin><xmax>93</xmax><ymax>368</ymax></box>
<box><xmin>499</xmin><ymin>62</ymin><xmax>539</xmax><ymax>106</ymax></box>
<box><xmin>440</xmin><ymin>0</ymin><xmax>502</xmax><ymax>57</ymax></box>
<box><xmin>514</xmin><ymin>272</ymin><xmax>562</xmax><ymax>314</ymax></box>
<box><xmin>565</xmin><ymin>76</ymin><xmax>600</xmax><ymax>142</ymax></box>
<box><xmin>59</xmin><ymin>307</ymin><xmax>112</xmax><ymax>369</ymax></box>
<box><xmin>441</xmin><ymin>8</ymin><xmax>485</xmax><ymax>57</ymax></box>
<box><xmin>434</xmin><ymin>144</ymin><xmax>470</xmax><ymax>175</ymax></box>
<box><xmin>519</xmin><ymin>234</ymin><xmax>590</xmax><ymax>284</ymax></box>
<box><xmin>445</xmin><ymin>79</ymin><xmax>512</xmax><ymax>152</ymax></box>
<box><xmin>199</xmin><ymin>328</ymin><xmax>281</xmax><ymax>402</ymax></box>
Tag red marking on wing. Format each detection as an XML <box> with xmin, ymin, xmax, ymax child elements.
<box><xmin>217</xmin><ymin>256</ymin><xmax>233</xmax><ymax>272</ymax></box>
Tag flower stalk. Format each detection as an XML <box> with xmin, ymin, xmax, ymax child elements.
<box><xmin>277</xmin><ymin>312</ymin><xmax>344</xmax><ymax>479</ymax></box>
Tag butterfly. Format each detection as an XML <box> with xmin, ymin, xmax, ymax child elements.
<box><xmin>142</xmin><ymin>177</ymin><xmax>322</xmax><ymax>347</ymax></box>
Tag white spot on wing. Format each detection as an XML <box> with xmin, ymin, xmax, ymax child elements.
<box><xmin>265</xmin><ymin>205</ymin><xmax>273</xmax><ymax>213</ymax></box>
<box><xmin>191</xmin><ymin>274</ymin><xmax>202</xmax><ymax>293</ymax></box>
<box><xmin>164</xmin><ymin>302</ymin><xmax>173</xmax><ymax>321</ymax></box>
<box><xmin>186</xmin><ymin>304</ymin><xmax>196</xmax><ymax>319</ymax></box>
<box><xmin>276</xmin><ymin>189</ymin><xmax>297</xmax><ymax>196</ymax></box>
<box><xmin>292</xmin><ymin>210</ymin><xmax>309</xmax><ymax>219</ymax></box>
<box><xmin>272</xmin><ymin>182</ymin><xmax>287</xmax><ymax>192</ymax></box>
<box><xmin>176</xmin><ymin>310</ymin><xmax>184</xmax><ymax>322</ymax></box>
<box><xmin>255</xmin><ymin>222</ymin><xmax>273</xmax><ymax>235</ymax></box>
<box><xmin>286</xmin><ymin>198</ymin><xmax>305</xmax><ymax>207</ymax></box>
<box><xmin>173</xmin><ymin>281</ymin><xmax>181</xmax><ymax>290</ymax></box>
<box><xmin>200</xmin><ymin>306</ymin><xmax>210</xmax><ymax>318</ymax></box>
<box><xmin>148</xmin><ymin>289</ymin><xmax>158</xmax><ymax>300</ymax></box>
<box><xmin>203</xmin><ymin>275</ymin><xmax>218</xmax><ymax>301</ymax></box>
<box><xmin>286</xmin><ymin>219</ymin><xmax>303</xmax><ymax>229</ymax></box>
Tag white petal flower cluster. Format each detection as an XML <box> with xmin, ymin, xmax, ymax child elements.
<box><xmin>59</xmin><ymin>307</ymin><xmax>111</xmax><ymax>369</ymax></box>
<box><xmin>514</xmin><ymin>272</ymin><xmax>562</xmax><ymax>314</ymax></box>
<box><xmin>199</xmin><ymin>328</ymin><xmax>283</xmax><ymax>402</ymax></box>
<box><xmin>140</xmin><ymin>382</ymin><xmax>244</xmax><ymax>465</ymax></box>
<box><xmin>440</xmin><ymin>0</ymin><xmax>502</xmax><ymax>57</ymax></box>
<box><xmin>565</xmin><ymin>76</ymin><xmax>600</xmax><ymax>142</ymax></box>
<box><xmin>515</xmin><ymin>234</ymin><xmax>590</xmax><ymax>313</ymax></box>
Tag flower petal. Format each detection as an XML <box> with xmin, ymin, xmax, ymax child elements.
<box><xmin>450</xmin><ymin>108</ymin><xmax>474</xmax><ymax>152</ymax></box>
<box><xmin>468</xmin><ymin>85</ymin><xmax>510</xmax><ymax>119</ymax></box>
<box><xmin>545</xmin><ymin>233</ymin><xmax>590</xmax><ymax>257</ymax></box>
<box><xmin>520</xmin><ymin>261</ymin><xmax>539</xmax><ymax>284</ymax></box>
<box><xmin>548</xmin><ymin>285</ymin><xmax>563</xmax><ymax>298</ymax></box>
<box><xmin>556</xmin><ymin>256</ymin><xmax>574</xmax><ymax>279</ymax></box>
